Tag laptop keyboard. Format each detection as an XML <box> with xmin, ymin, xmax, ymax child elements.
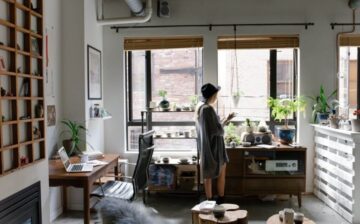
<box><xmin>71</xmin><ymin>164</ymin><xmax>83</xmax><ymax>171</ymax></box>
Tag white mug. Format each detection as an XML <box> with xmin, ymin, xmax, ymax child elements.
<box><xmin>149</xmin><ymin>101</ymin><xmax>157</xmax><ymax>109</ymax></box>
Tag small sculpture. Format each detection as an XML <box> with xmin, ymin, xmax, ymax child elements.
<box><xmin>1</xmin><ymin>87</ymin><xmax>6</xmax><ymax>96</ymax></box>
<box><xmin>33</xmin><ymin>127</ymin><xmax>41</xmax><ymax>139</ymax></box>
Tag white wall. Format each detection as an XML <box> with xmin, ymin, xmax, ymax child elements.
<box><xmin>102</xmin><ymin>0</ymin><xmax>356</xmax><ymax>192</ymax></box>
<box><xmin>61</xmin><ymin>0</ymin><xmax>104</xmax><ymax>212</ymax></box>
<box><xmin>0</xmin><ymin>0</ymin><xmax>63</xmax><ymax>223</ymax></box>
<box><xmin>46</xmin><ymin>0</ymin><xmax>64</xmax><ymax>221</ymax></box>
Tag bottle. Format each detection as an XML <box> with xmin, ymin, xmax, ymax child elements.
<box><xmin>89</xmin><ymin>105</ymin><xmax>94</xmax><ymax>118</ymax></box>
<box><xmin>94</xmin><ymin>104</ymin><xmax>100</xmax><ymax>117</ymax></box>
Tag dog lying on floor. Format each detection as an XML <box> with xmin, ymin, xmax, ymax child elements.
<box><xmin>98</xmin><ymin>197</ymin><xmax>176</xmax><ymax>224</ymax></box>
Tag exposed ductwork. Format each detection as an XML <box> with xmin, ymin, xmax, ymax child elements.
<box><xmin>349</xmin><ymin>0</ymin><xmax>360</xmax><ymax>9</ymax></box>
<box><xmin>97</xmin><ymin>0</ymin><xmax>153</xmax><ymax>26</ymax></box>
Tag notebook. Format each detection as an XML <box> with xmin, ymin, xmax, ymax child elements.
<box><xmin>58</xmin><ymin>147</ymin><xmax>93</xmax><ymax>173</ymax></box>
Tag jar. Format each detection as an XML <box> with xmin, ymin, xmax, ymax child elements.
<box><xmin>94</xmin><ymin>104</ymin><xmax>100</xmax><ymax>117</ymax></box>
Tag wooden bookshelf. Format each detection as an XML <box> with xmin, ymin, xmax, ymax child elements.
<box><xmin>0</xmin><ymin>0</ymin><xmax>45</xmax><ymax>176</ymax></box>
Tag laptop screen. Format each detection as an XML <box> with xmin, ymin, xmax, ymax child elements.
<box><xmin>58</xmin><ymin>147</ymin><xmax>70</xmax><ymax>169</ymax></box>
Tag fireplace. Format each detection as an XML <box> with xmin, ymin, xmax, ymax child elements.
<box><xmin>0</xmin><ymin>181</ymin><xmax>41</xmax><ymax>224</ymax></box>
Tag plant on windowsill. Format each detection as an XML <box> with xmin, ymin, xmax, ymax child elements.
<box><xmin>189</xmin><ymin>95</ymin><xmax>198</xmax><ymax>111</ymax></box>
<box><xmin>224</xmin><ymin>122</ymin><xmax>241</xmax><ymax>147</ymax></box>
<box><xmin>158</xmin><ymin>90</ymin><xmax>170</xmax><ymax>111</ymax></box>
<box><xmin>308</xmin><ymin>85</ymin><xmax>337</xmax><ymax>124</ymax></box>
<box><xmin>268</xmin><ymin>96</ymin><xmax>306</xmax><ymax>144</ymax></box>
<box><xmin>232</xmin><ymin>91</ymin><xmax>243</xmax><ymax>107</ymax></box>
<box><xmin>61</xmin><ymin>119</ymin><xmax>87</xmax><ymax>156</ymax></box>
<box><xmin>244</xmin><ymin>118</ymin><xmax>255</xmax><ymax>133</ymax></box>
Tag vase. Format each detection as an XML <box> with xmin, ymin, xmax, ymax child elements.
<box><xmin>159</xmin><ymin>98</ymin><xmax>170</xmax><ymax>110</ymax></box>
<box><xmin>316</xmin><ymin>112</ymin><xmax>329</xmax><ymax>124</ymax></box>
<box><xmin>351</xmin><ymin>119</ymin><xmax>360</xmax><ymax>132</ymax></box>
<box><xmin>232</xmin><ymin>95</ymin><xmax>240</xmax><ymax>107</ymax></box>
<box><xmin>275</xmin><ymin>126</ymin><xmax>295</xmax><ymax>145</ymax></box>
<box><xmin>329</xmin><ymin>117</ymin><xmax>339</xmax><ymax>129</ymax></box>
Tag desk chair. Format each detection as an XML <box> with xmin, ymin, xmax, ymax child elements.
<box><xmin>91</xmin><ymin>130</ymin><xmax>155</xmax><ymax>203</ymax></box>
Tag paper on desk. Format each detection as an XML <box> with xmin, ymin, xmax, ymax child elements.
<box><xmin>87</xmin><ymin>160</ymin><xmax>108</xmax><ymax>166</ymax></box>
<box><xmin>257</xmin><ymin>144</ymin><xmax>276</xmax><ymax>149</ymax></box>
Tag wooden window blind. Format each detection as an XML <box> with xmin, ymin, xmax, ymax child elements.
<box><xmin>217</xmin><ymin>35</ymin><xmax>299</xmax><ymax>49</ymax></box>
<box><xmin>124</xmin><ymin>37</ymin><xmax>203</xmax><ymax>50</ymax></box>
<box><xmin>339</xmin><ymin>35</ymin><xmax>360</xmax><ymax>46</ymax></box>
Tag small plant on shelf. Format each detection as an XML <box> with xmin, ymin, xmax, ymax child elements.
<box><xmin>244</xmin><ymin>118</ymin><xmax>255</xmax><ymax>133</ymax></box>
<box><xmin>308</xmin><ymin>85</ymin><xmax>337</xmax><ymax>123</ymax></box>
<box><xmin>158</xmin><ymin>90</ymin><xmax>170</xmax><ymax>110</ymax></box>
<box><xmin>224</xmin><ymin>122</ymin><xmax>241</xmax><ymax>146</ymax></box>
<box><xmin>61</xmin><ymin>119</ymin><xmax>87</xmax><ymax>156</ymax></box>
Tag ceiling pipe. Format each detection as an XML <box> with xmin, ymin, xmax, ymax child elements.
<box><xmin>97</xmin><ymin>0</ymin><xmax>153</xmax><ymax>26</ymax></box>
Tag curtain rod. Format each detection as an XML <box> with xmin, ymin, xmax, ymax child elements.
<box><xmin>331</xmin><ymin>23</ymin><xmax>360</xmax><ymax>30</ymax></box>
<box><xmin>111</xmin><ymin>22</ymin><xmax>315</xmax><ymax>33</ymax></box>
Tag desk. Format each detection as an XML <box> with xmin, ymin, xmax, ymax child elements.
<box><xmin>49</xmin><ymin>154</ymin><xmax>119</xmax><ymax>224</ymax></box>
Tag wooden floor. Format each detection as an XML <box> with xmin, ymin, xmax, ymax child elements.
<box><xmin>52</xmin><ymin>194</ymin><xmax>349</xmax><ymax>224</ymax></box>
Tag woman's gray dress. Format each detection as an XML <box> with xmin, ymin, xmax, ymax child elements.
<box><xmin>196</xmin><ymin>104</ymin><xmax>229</xmax><ymax>179</ymax></box>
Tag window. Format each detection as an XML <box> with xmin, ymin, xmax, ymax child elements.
<box><xmin>338</xmin><ymin>35</ymin><xmax>360</xmax><ymax>119</ymax></box>
<box><xmin>125</xmin><ymin>37</ymin><xmax>203</xmax><ymax>151</ymax></box>
<box><xmin>217</xmin><ymin>36</ymin><xmax>299</xmax><ymax>131</ymax></box>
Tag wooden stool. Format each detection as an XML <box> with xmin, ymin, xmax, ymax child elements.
<box><xmin>191</xmin><ymin>203</ymin><xmax>247</xmax><ymax>224</ymax></box>
<box><xmin>266</xmin><ymin>214</ymin><xmax>316</xmax><ymax>224</ymax></box>
<box><xmin>199</xmin><ymin>210</ymin><xmax>248</xmax><ymax>224</ymax></box>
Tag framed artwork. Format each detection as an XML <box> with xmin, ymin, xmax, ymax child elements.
<box><xmin>87</xmin><ymin>45</ymin><xmax>102</xmax><ymax>100</ymax></box>
<box><xmin>0</xmin><ymin>56</ymin><xmax>5</xmax><ymax>71</ymax></box>
<box><xmin>47</xmin><ymin>105</ymin><xmax>56</xmax><ymax>126</ymax></box>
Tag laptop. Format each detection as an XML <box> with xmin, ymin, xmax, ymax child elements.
<box><xmin>58</xmin><ymin>147</ymin><xmax>93</xmax><ymax>172</ymax></box>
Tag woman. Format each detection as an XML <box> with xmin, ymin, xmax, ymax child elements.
<box><xmin>195</xmin><ymin>83</ymin><xmax>235</xmax><ymax>204</ymax></box>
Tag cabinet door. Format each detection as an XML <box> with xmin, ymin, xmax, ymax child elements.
<box><xmin>226</xmin><ymin>149</ymin><xmax>243</xmax><ymax>177</ymax></box>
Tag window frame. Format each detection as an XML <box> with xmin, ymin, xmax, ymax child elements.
<box><xmin>217</xmin><ymin>48</ymin><xmax>298</xmax><ymax>132</ymax></box>
<box><xmin>125</xmin><ymin>49</ymin><xmax>203</xmax><ymax>151</ymax></box>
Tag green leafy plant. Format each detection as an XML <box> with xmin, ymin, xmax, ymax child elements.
<box><xmin>224</xmin><ymin>122</ymin><xmax>241</xmax><ymax>145</ymax></box>
<box><xmin>158</xmin><ymin>90</ymin><xmax>167</xmax><ymax>98</ymax></box>
<box><xmin>61</xmin><ymin>119</ymin><xmax>87</xmax><ymax>155</ymax></box>
<box><xmin>189</xmin><ymin>95</ymin><xmax>198</xmax><ymax>106</ymax></box>
<box><xmin>268</xmin><ymin>97</ymin><xmax>306</xmax><ymax>129</ymax></box>
<box><xmin>245</xmin><ymin>118</ymin><xmax>252</xmax><ymax>127</ymax></box>
<box><xmin>308</xmin><ymin>85</ymin><xmax>337</xmax><ymax>123</ymax></box>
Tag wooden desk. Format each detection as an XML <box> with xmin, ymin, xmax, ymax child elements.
<box><xmin>49</xmin><ymin>154</ymin><xmax>119</xmax><ymax>224</ymax></box>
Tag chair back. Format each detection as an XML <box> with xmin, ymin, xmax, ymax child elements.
<box><xmin>132</xmin><ymin>130</ymin><xmax>155</xmax><ymax>193</ymax></box>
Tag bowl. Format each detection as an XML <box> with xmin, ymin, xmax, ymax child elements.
<box><xmin>162</xmin><ymin>157</ymin><xmax>169</xmax><ymax>163</ymax></box>
<box><xmin>213</xmin><ymin>205</ymin><xmax>225</xmax><ymax>218</ymax></box>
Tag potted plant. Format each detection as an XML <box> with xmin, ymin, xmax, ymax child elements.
<box><xmin>232</xmin><ymin>91</ymin><xmax>242</xmax><ymax>107</ymax></box>
<box><xmin>309</xmin><ymin>85</ymin><xmax>337</xmax><ymax>124</ymax></box>
<box><xmin>158</xmin><ymin>90</ymin><xmax>170</xmax><ymax>111</ymax></box>
<box><xmin>352</xmin><ymin>109</ymin><xmax>360</xmax><ymax>132</ymax></box>
<box><xmin>61</xmin><ymin>119</ymin><xmax>87</xmax><ymax>156</ymax></box>
<box><xmin>244</xmin><ymin>118</ymin><xmax>254</xmax><ymax>133</ymax></box>
<box><xmin>189</xmin><ymin>95</ymin><xmax>198</xmax><ymax>111</ymax></box>
<box><xmin>268</xmin><ymin>97</ymin><xmax>306</xmax><ymax>144</ymax></box>
<box><xmin>224</xmin><ymin>122</ymin><xmax>241</xmax><ymax>147</ymax></box>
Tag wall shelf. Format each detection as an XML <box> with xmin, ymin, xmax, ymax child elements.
<box><xmin>0</xmin><ymin>0</ymin><xmax>45</xmax><ymax>177</ymax></box>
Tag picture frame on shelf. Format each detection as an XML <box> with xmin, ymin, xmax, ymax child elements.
<box><xmin>47</xmin><ymin>105</ymin><xmax>56</xmax><ymax>126</ymax></box>
<box><xmin>87</xmin><ymin>45</ymin><xmax>102</xmax><ymax>100</ymax></box>
<box><xmin>0</xmin><ymin>56</ymin><xmax>5</xmax><ymax>71</ymax></box>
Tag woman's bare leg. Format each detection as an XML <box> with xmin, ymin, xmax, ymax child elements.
<box><xmin>217</xmin><ymin>164</ymin><xmax>227</xmax><ymax>197</ymax></box>
<box><xmin>204</xmin><ymin>178</ymin><xmax>212</xmax><ymax>199</ymax></box>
